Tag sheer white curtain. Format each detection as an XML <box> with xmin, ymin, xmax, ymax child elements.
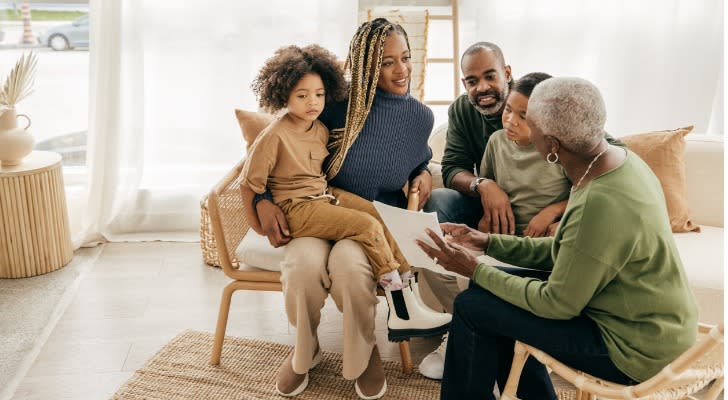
<box><xmin>73</xmin><ymin>0</ymin><xmax>356</xmax><ymax>245</ymax></box>
<box><xmin>459</xmin><ymin>0</ymin><xmax>723</xmax><ymax>137</ymax></box>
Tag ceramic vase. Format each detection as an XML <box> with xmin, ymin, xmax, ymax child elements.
<box><xmin>0</xmin><ymin>108</ymin><xmax>34</xmax><ymax>166</ymax></box>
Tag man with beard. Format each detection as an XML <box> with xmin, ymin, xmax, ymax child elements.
<box><xmin>418</xmin><ymin>41</ymin><xmax>515</xmax><ymax>381</ymax></box>
<box><xmin>424</xmin><ymin>42</ymin><xmax>514</xmax><ymax>235</ymax></box>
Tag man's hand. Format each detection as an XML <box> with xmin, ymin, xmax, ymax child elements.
<box><xmin>255</xmin><ymin>199</ymin><xmax>291</xmax><ymax>248</ymax></box>
<box><xmin>478</xmin><ymin>180</ymin><xmax>515</xmax><ymax>235</ymax></box>
<box><xmin>410</xmin><ymin>170</ymin><xmax>432</xmax><ymax>210</ymax></box>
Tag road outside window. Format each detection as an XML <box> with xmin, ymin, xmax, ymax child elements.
<box><xmin>0</xmin><ymin>2</ymin><xmax>89</xmax><ymax>169</ymax></box>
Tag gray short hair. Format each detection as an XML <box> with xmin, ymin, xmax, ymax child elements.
<box><xmin>527</xmin><ymin>77</ymin><xmax>606</xmax><ymax>153</ymax></box>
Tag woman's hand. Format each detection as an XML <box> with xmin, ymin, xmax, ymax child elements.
<box><xmin>415</xmin><ymin>227</ymin><xmax>481</xmax><ymax>278</ymax></box>
<box><xmin>410</xmin><ymin>170</ymin><xmax>432</xmax><ymax>210</ymax></box>
<box><xmin>240</xmin><ymin>184</ymin><xmax>263</xmax><ymax>234</ymax></box>
<box><xmin>255</xmin><ymin>199</ymin><xmax>292</xmax><ymax>248</ymax></box>
<box><xmin>440</xmin><ymin>222</ymin><xmax>490</xmax><ymax>251</ymax></box>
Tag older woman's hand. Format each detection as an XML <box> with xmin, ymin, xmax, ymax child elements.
<box><xmin>440</xmin><ymin>222</ymin><xmax>490</xmax><ymax>251</ymax></box>
<box><xmin>410</xmin><ymin>170</ymin><xmax>432</xmax><ymax>210</ymax></box>
<box><xmin>415</xmin><ymin>225</ymin><xmax>486</xmax><ymax>278</ymax></box>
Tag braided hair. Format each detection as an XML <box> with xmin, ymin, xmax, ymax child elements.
<box><xmin>325</xmin><ymin>18</ymin><xmax>411</xmax><ymax>179</ymax></box>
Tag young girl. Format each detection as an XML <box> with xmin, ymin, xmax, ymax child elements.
<box><xmin>480</xmin><ymin>72</ymin><xmax>570</xmax><ymax>237</ymax></box>
<box><xmin>239</xmin><ymin>46</ymin><xmax>449</xmax><ymax>371</ymax></box>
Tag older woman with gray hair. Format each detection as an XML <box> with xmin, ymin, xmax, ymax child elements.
<box><xmin>417</xmin><ymin>77</ymin><xmax>698</xmax><ymax>399</ymax></box>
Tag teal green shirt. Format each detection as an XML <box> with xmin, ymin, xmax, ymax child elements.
<box><xmin>480</xmin><ymin>129</ymin><xmax>570</xmax><ymax>235</ymax></box>
<box><xmin>473</xmin><ymin>150</ymin><xmax>698</xmax><ymax>382</ymax></box>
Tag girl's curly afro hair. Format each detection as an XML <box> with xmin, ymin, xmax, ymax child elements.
<box><xmin>251</xmin><ymin>44</ymin><xmax>347</xmax><ymax>113</ymax></box>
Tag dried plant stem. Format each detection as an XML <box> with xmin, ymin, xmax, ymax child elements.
<box><xmin>0</xmin><ymin>52</ymin><xmax>38</xmax><ymax>113</ymax></box>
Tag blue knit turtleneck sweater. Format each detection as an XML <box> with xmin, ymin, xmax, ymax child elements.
<box><xmin>320</xmin><ymin>88</ymin><xmax>434</xmax><ymax>206</ymax></box>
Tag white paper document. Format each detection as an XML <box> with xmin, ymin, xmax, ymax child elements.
<box><xmin>373</xmin><ymin>201</ymin><xmax>462</xmax><ymax>277</ymax></box>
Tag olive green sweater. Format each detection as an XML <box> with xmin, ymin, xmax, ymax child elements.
<box><xmin>473</xmin><ymin>150</ymin><xmax>698</xmax><ymax>382</ymax></box>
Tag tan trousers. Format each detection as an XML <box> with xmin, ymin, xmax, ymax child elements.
<box><xmin>280</xmin><ymin>237</ymin><xmax>378</xmax><ymax>380</ymax></box>
<box><xmin>280</xmin><ymin>186</ymin><xmax>410</xmax><ymax>277</ymax></box>
<box><xmin>420</xmin><ymin>268</ymin><xmax>469</xmax><ymax>314</ymax></box>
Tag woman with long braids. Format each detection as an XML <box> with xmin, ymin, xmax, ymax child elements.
<box><xmin>253</xmin><ymin>18</ymin><xmax>439</xmax><ymax>399</ymax></box>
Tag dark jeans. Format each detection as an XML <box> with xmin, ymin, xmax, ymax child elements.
<box><xmin>441</xmin><ymin>267</ymin><xmax>635</xmax><ymax>400</ymax></box>
<box><xmin>424</xmin><ymin>188</ymin><xmax>482</xmax><ymax>227</ymax></box>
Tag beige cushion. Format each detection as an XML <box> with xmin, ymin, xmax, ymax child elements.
<box><xmin>683</xmin><ymin>135</ymin><xmax>723</xmax><ymax>227</ymax></box>
<box><xmin>673</xmin><ymin>226</ymin><xmax>723</xmax><ymax>290</ymax></box>
<box><xmin>428</xmin><ymin>122</ymin><xmax>448</xmax><ymax>164</ymax></box>
<box><xmin>622</xmin><ymin>126</ymin><xmax>699</xmax><ymax>233</ymax></box>
<box><xmin>235</xmin><ymin>230</ymin><xmax>284</xmax><ymax>271</ymax></box>
<box><xmin>234</xmin><ymin>109</ymin><xmax>275</xmax><ymax>150</ymax></box>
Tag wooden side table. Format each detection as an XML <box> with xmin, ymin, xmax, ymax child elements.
<box><xmin>0</xmin><ymin>151</ymin><xmax>73</xmax><ymax>278</ymax></box>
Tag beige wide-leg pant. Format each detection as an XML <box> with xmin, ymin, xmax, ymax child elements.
<box><xmin>280</xmin><ymin>236</ymin><xmax>378</xmax><ymax>380</ymax></box>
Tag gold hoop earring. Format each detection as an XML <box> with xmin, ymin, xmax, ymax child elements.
<box><xmin>547</xmin><ymin>152</ymin><xmax>559</xmax><ymax>164</ymax></box>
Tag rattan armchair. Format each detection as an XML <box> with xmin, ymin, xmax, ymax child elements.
<box><xmin>207</xmin><ymin>157</ymin><xmax>415</xmax><ymax>373</ymax></box>
<box><xmin>502</xmin><ymin>322</ymin><xmax>724</xmax><ymax>400</ymax></box>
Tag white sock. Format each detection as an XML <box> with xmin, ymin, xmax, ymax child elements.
<box><xmin>379</xmin><ymin>270</ymin><xmax>403</xmax><ymax>291</ymax></box>
<box><xmin>400</xmin><ymin>271</ymin><xmax>412</xmax><ymax>287</ymax></box>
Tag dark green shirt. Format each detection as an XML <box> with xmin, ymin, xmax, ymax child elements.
<box><xmin>474</xmin><ymin>150</ymin><xmax>698</xmax><ymax>382</ymax></box>
<box><xmin>441</xmin><ymin>95</ymin><xmax>502</xmax><ymax>188</ymax></box>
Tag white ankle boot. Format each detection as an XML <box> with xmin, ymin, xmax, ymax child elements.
<box><xmin>384</xmin><ymin>287</ymin><xmax>451</xmax><ymax>342</ymax></box>
<box><xmin>408</xmin><ymin>273</ymin><xmax>443</xmax><ymax>314</ymax></box>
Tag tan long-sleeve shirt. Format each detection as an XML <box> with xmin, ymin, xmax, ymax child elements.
<box><xmin>241</xmin><ymin>114</ymin><xmax>329</xmax><ymax>204</ymax></box>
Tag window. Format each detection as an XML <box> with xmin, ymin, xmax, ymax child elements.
<box><xmin>0</xmin><ymin>2</ymin><xmax>89</xmax><ymax>173</ymax></box>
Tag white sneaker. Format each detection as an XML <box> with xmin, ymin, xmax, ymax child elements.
<box><xmin>418</xmin><ymin>333</ymin><xmax>448</xmax><ymax>380</ymax></box>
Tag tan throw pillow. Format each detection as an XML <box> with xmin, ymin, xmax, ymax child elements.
<box><xmin>234</xmin><ymin>109</ymin><xmax>275</xmax><ymax>150</ymax></box>
<box><xmin>622</xmin><ymin>126</ymin><xmax>699</xmax><ymax>233</ymax></box>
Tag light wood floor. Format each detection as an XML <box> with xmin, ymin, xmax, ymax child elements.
<box><xmin>11</xmin><ymin>242</ymin><xmax>443</xmax><ymax>400</ymax></box>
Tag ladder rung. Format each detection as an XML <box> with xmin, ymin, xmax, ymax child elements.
<box><xmin>427</xmin><ymin>58</ymin><xmax>454</xmax><ymax>63</ymax></box>
<box><xmin>424</xmin><ymin>100</ymin><xmax>453</xmax><ymax>106</ymax></box>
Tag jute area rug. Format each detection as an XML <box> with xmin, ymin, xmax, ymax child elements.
<box><xmin>113</xmin><ymin>330</ymin><xmax>580</xmax><ymax>400</ymax></box>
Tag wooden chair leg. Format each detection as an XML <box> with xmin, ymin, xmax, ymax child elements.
<box><xmin>501</xmin><ymin>341</ymin><xmax>530</xmax><ymax>400</ymax></box>
<box><xmin>210</xmin><ymin>282</ymin><xmax>238</xmax><ymax>365</ymax></box>
<box><xmin>703</xmin><ymin>377</ymin><xmax>724</xmax><ymax>400</ymax></box>
<box><xmin>398</xmin><ymin>340</ymin><xmax>413</xmax><ymax>373</ymax></box>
